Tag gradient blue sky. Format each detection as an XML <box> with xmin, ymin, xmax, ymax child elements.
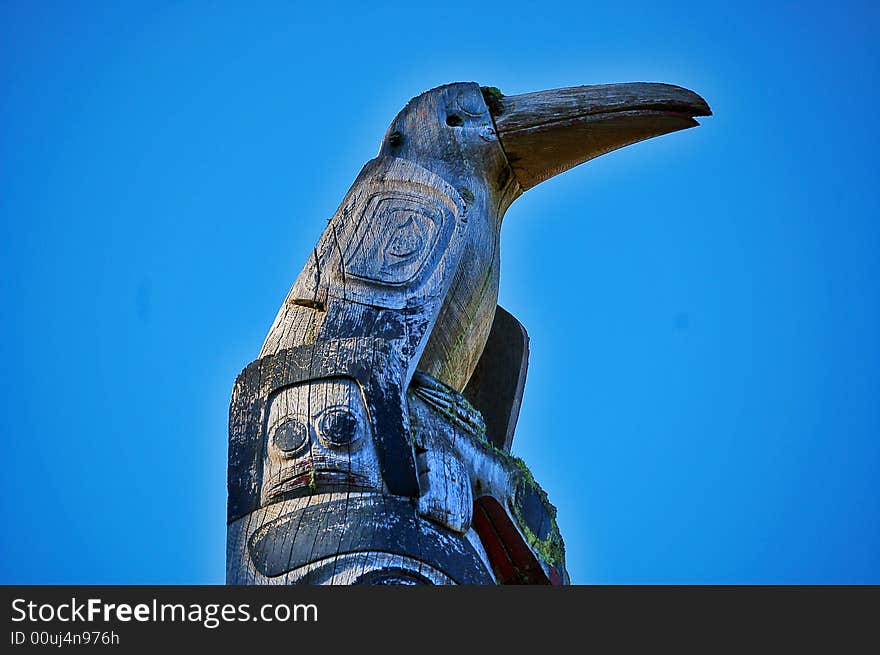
<box><xmin>1</xmin><ymin>1</ymin><xmax>877</xmax><ymax>584</ymax></box>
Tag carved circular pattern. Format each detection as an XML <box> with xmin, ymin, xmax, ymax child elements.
<box><xmin>272</xmin><ymin>417</ymin><xmax>309</xmax><ymax>456</ymax></box>
<box><xmin>316</xmin><ymin>406</ymin><xmax>361</xmax><ymax>447</ymax></box>
<box><xmin>456</xmin><ymin>89</ymin><xmax>485</xmax><ymax>117</ymax></box>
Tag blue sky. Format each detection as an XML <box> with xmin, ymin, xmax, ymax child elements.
<box><xmin>1</xmin><ymin>1</ymin><xmax>877</xmax><ymax>583</ymax></box>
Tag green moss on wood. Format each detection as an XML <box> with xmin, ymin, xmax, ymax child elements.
<box><xmin>508</xmin><ymin>456</ymin><xmax>566</xmax><ymax>567</ymax></box>
<box><xmin>480</xmin><ymin>86</ymin><xmax>505</xmax><ymax>117</ymax></box>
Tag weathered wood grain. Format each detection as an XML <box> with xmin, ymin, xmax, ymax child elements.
<box><xmin>227</xmin><ymin>79</ymin><xmax>710</xmax><ymax>585</ymax></box>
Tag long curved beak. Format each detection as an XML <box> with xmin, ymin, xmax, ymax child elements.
<box><xmin>490</xmin><ymin>83</ymin><xmax>711</xmax><ymax>191</ymax></box>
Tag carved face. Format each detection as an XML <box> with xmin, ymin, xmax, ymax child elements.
<box><xmin>260</xmin><ymin>377</ymin><xmax>384</xmax><ymax>503</ymax></box>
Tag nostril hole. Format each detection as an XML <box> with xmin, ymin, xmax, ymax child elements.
<box><xmin>446</xmin><ymin>114</ymin><xmax>464</xmax><ymax>127</ymax></box>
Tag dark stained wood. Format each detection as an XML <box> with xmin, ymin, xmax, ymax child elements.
<box><xmin>462</xmin><ymin>305</ymin><xmax>529</xmax><ymax>452</ymax></box>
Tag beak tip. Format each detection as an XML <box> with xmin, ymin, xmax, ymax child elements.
<box><xmin>494</xmin><ymin>82</ymin><xmax>712</xmax><ymax>191</ymax></box>
<box><xmin>693</xmin><ymin>97</ymin><xmax>713</xmax><ymax>118</ymax></box>
<box><xmin>665</xmin><ymin>84</ymin><xmax>712</xmax><ymax>118</ymax></box>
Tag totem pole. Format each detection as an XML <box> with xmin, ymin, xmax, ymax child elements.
<box><xmin>227</xmin><ymin>81</ymin><xmax>710</xmax><ymax>585</ymax></box>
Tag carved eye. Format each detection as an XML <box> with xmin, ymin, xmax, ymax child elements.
<box><xmin>316</xmin><ymin>406</ymin><xmax>361</xmax><ymax>447</ymax></box>
<box><xmin>272</xmin><ymin>417</ymin><xmax>309</xmax><ymax>455</ymax></box>
<box><xmin>446</xmin><ymin>114</ymin><xmax>464</xmax><ymax>127</ymax></box>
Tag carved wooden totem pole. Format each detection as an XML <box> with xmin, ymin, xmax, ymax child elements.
<box><xmin>227</xmin><ymin>81</ymin><xmax>710</xmax><ymax>585</ymax></box>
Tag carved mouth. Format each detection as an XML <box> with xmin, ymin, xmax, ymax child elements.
<box><xmin>266</xmin><ymin>467</ymin><xmax>372</xmax><ymax>499</ymax></box>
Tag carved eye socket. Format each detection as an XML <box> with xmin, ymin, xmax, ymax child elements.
<box><xmin>446</xmin><ymin>114</ymin><xmax>464</xmax><ymax>127</ymax></box>
<box><xmin>272</xmin><ymin>417</ymin><xmax>309</xmax><ymax>455</ymax></box>
<box><xmin>316</xmin><ymin>406</ymin><xmax>361</xmax><ymax>447</ymax></box>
